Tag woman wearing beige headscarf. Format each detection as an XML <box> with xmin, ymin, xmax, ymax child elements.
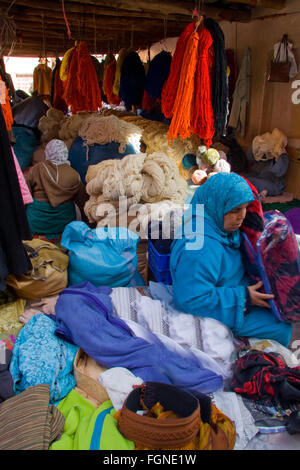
<box><xmin>243</xmin><ymin>128</ymin><xmax>289</xmax><ymax>197</ymax></box>
<box><xmin>25</xmin><ymin>139</ymin><xmax>86</xmax><ymax>240</ymax></box>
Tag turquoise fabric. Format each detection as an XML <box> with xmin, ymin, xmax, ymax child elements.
<box><xmin>61</xmin><ymin>221</ymin><xmax>142</xmax><ymax>287</ymax></box>
<box><xmin>26</xmin><ymin>198</ymin><xmax>76</xmax><ymax>239</ymax></box>
<box><xmin>12</xmin><ymin>125</ymin><xmax>40</xmax><ymax>170</ymax></box>
<box><xmin>170</xmin><ymin>173</ymin><xmax>292</xmax><ymax>347</ymax></box>
<box><xmin>9</xmin><ymin>315</ymin><xmax>78</xmax><ymax>404</ymax></box>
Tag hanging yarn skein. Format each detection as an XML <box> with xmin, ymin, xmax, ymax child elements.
<box><xmin>168</xmin><ymin>31</ymin><xmax>199</xmax><ymax>142</ymax></box>
<box><xmin>119</xmin><ymin>51</ymin><xmax>145</xmax><ymax>111</ymax></box>
<box><xmin>193</xmin><ymin>26</ymin><xmax>215</xmax><ymax>148</ymax></box>
<box><xmin>51</xmin><ymin>58</ymin><xmax>68</xmax><ymax>114</ymax></box>
<box><xmin>144</xmin><ymin>50</ymin><xmax>172</xmax><ymax>100</ymax></box>
<box><xmin>103</xmin><ymin>57</ymin><xmax>121</xmax><ymax>105</ymax></box>
<box><xmin>113</xmin><ymin>47</ymin><xmax>130</xmax><ymax>96</ymax></box>
<box><xmin>161</xmin><ymin>22</ymin><xmax>195</xmax><ymax>120</ymax></box>
<box><xmin>63</xmin><ymin>42</ymin><xmax>102</xmax><ymax>113</ymax></box>
<box><xmin>204</xmin><ymin>18</ymin><xmax>228</xmax><ymax>138</ymax></box>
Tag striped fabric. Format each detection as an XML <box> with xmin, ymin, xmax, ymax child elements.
<box><xmin>0</xmin><ymin>384</ymin><xmax>65</xmax><ymax>450</ymax></box>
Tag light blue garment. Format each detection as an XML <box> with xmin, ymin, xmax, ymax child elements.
<box><xmin>9</xmin><ymin>314</ymin><xmax>78</xmax><ymax>404</ymax></box>
<box><xmin>170</xmin><ymin>173</ymin><xmax>292</xmax><ymax>347</ymax></box>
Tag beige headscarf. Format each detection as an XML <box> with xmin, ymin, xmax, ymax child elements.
<box><xmin>252</xmin><ymin>128</ymin><xmax>288</xmax><ymax>161</ymax></box>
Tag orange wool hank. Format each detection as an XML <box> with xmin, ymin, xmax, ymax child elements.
<box><xmin>167</xmin><ymin>31</ymin><xmax>199</xmax><ymax>143</ymax></box>
<box><xmin>104</xmin><ymin>60</ymin><xmax>121</xmax><ymax>106</ymax></box>
<box><xmin>0</xmin><ymin>76</ymin><xmax>13</xmax><ymax>131</ymax></box>
<box><xmin>161</xmin><ymin>22</ymin><xmax>195</xmax><ymax>120</ymax></box>
<box><xmin>63</xmin><ymin>42</ymin><xmax>102</xmax><ymax>113</ymax></box>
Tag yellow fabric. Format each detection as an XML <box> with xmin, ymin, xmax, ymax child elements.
<box><xmin>113</xmin><ymin>48</ymin><xmax>130</xmax><ymax>96</ymax></box>
<box><xmin>60</xmin><ymin>47</ymin><xmax>75</xmax><ymax>81</ymax></box>
<box><xmin>0</xmin><ymin>298</ymin><xmax>25</xmax><ymax>334</ymax></box>
<box><xmin>198</xmin><ymin>403</ymin><xmax>236</xmax><ymax>450</ymax></box>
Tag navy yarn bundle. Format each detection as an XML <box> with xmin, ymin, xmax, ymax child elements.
<box><xmin>144</xmin><ymin>50</ymin><xmax>172</xmax><ymax>99</ymax></box>
<box><xmin>119</xmin><ymin>51</ymin><xmax>145</xmax><ymax>111</ymax></box>
<box><xmin>204</xmin><ymin>18</ymin><xmax>228</xmax><ymax>138</ymax></box>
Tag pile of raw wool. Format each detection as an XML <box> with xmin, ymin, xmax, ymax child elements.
<box><xmin>84</xmin><ymin>152</ymin><xmax>187</xmax><ymax>225</ymax></box>
<box><xmin>78</xmin><ymin>114</ymin><xmax>142</xmax><ymax>154</ymax></box>
<box><xmin>38</xmin><ymin>108</ymin><xmax>65</xmax><ymax>143</ymax></box>
<box><xmin>58</xmin><ymin>112</ymin><xmax>94</xmax><ymax>149</ymax></box>
<box><xmin>100</xmin><ymin>110</ymin><xmax>201</xmax><ymax>180</ymax></box>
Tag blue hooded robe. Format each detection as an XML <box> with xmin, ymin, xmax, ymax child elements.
<box><xmin>170</xmin><ymin>173</ymin><xmax>292</xmax><ymax>347</ymax></box>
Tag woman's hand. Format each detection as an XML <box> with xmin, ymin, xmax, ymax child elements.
<box><xmin>247</xmin><ymin>280</ymin><xmax>274</xmax><ymax>308</ymax></box>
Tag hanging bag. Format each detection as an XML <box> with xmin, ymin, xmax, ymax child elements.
<box><xmin>268</xmin><ymin>34</ymin><xmax>290</xmax><ymax>83</ymax></box>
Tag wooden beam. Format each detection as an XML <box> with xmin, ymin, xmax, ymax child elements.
<box><xmin>225</xmin><ymin>0</ymin><xmax>286</xmax><ymax>8</ymax></box>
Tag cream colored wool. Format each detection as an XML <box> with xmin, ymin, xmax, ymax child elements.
<box><xmin>83</xmin><ymin>151</ymin><xmax>186</xmax><ymax>224</ymax></box>
<box><xmin>58</xmin><ymin>112</ymin><xmax>94</xmax><ymax>147</ymax></box>
<box><xmin>78</xmin><ymin>114</ymin><xmax>142</xmax><ymax>154</ymax></box>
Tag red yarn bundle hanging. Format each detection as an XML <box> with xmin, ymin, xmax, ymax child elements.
<box><xmin>0</xmin><ymin>75</ymin><xmax>13</xmax><ymax>131</ymax></box>
<box><xmin>142</xmin><ymin>89</ymin><xmax>157</xmax><ymax>111</ymax></box>
<box><xmin>193</xmin><ymin>27</ymin><xmax>215</xmax><ymax>148</ymax></box>
<box><xmin>167</xmin><ymin>31</ymin><xmax>199</xmax><ymax>142</ymax></box>
<box><xmin>104</xmin><ymin>59</ymin><xmax>121</xmax><ymax>106</ymax></box>
<box><xmin>63</xmin><ymin>42</ymin><xmax>102</xmax><ymax>113</ymax></box>
<box><xmin>161</xmin><ymin>22</ymin><xmax>195</xmax><ymax>119</ymax></box>
<box><xmin>53</xmin><ymin>62</ymin><xmax>68</xmax><ymax>114</ymax></box>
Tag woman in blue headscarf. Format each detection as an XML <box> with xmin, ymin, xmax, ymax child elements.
<box><xmin>170</xmin><ymin>173</ymin><xmax>292</xmax><ymax>347</ymax></box>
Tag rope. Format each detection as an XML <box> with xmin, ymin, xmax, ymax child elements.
<box><xmin>61</xmin><ymin>0</ymin><xmax>74</xmax><ymax>40</ymax></box>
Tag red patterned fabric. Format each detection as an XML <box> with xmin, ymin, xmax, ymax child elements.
<box><xmin>232</xmin><ymin>350</ymin><xmax>300</xmax><ymax>407</ymax></box>
<box><xmin>240</xmin><ymin>176</ymin><xmax>264</xmax><ymax>252</ymax></box>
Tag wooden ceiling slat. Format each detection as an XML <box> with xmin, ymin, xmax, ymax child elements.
<box><xmin>0</xmin><ymin>0</ymin><xmax>286</xmax><ymax>56</ymax></box>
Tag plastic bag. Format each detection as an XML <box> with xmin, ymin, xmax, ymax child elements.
<box><xmin>241</xmin><ymin>210</ymin><xmax>300</xmax><ymax>322</ymax></box>
<box><xmin>61</xmin><ymin>221</ymin><xmax>143</xmax><ymax>287</ymax></box>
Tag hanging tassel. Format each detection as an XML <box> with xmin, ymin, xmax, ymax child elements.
<box><xmin>193</xmin><ymin>27</ymin><xmax>215</xmax><ymax>148</ymax></box>
<box><xmin>161</xmin><ymin>22</ymin><xmax>195</xmax><ymax>119</ymax></box>
<box><xmin>168</xmin><ymin>31</ymin><xmax>199</xmax><ymax>142</ymax></box>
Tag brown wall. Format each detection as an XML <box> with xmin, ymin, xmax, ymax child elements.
<box><xmin>221</xmin><ymin>0</ymin><xmax>300</xmax><ymax>159</ymax></box>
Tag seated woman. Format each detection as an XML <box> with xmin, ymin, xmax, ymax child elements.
<box><xmin>25</xmin><ymin>138</ymin><xmax>85</xmax><ymax>240</ymax></box>
<box><xmin>170</xmin><ymin>173</ymin><xmax>292</xmax><ymax>348</ymax></box>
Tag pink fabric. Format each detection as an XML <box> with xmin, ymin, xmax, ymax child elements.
<box><xmin>11</xmin><ymin>147</ymin><xmax>33</xmax><ymax>205</ymax></box>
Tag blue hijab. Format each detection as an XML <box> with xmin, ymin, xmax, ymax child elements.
<box><xmin>186</xmin><ymin>173</ymin><xmax>254</xmax><ymax>248</ymax></box>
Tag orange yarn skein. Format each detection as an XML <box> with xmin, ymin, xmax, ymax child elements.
<box><xmin>161</xmin><ymin>22</ymin><xmax>195</xmax><ymax>119</ymax></box>
<box><xmin>63</xmin><ymin>42</ymin><xmax>102</xmax><ymax>113</ymax></box>
<box><xmin>167</xmin><ymin>31</ymin><xmax>199</xmax><ymax>142</ymax></box>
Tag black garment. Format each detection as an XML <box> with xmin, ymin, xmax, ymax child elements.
<box><xmin>0</xmin><ymin>106</ymin><xmax>32</xmax><ymax>289</ymax></box>
<box><xmin>12</xmin><ymin>93</ymin><xmax>48</xmax><ymax>129</ymax></box>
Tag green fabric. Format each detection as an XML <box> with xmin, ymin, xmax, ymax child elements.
<box><xmin>262</xmin><ymin>198</ymin><xmax>300</xmax><ymax>214</ymax></box>
<box><xmin>26</xmin><ymin>198</ymin><xmax>76</xmax><ymax>239</ymax></box>
<box><xmin>50</xmin><ymin>390</ymin><xmax>134</xmax><ymax>450</ymax></box>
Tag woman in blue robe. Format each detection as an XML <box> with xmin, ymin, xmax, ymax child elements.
<box><xmin>170</xmin><ymin>173</ymin><xmax>292</xmax><ymax>347</ymax></box>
